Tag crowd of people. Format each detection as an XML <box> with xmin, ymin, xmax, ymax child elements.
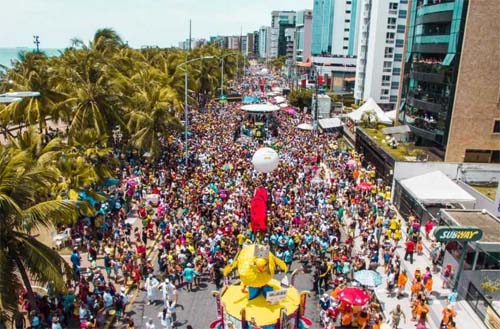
<box><xmin>14</xmin><ymin>70</ymin><xmax>462</xmax><ymax>329</ymax></box>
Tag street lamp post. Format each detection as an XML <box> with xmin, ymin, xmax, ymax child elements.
<box><xmin>177</xmin><ymin>56</ymin><xmax>215</xmax><ymax>167</ymax></box>
<box><xmin>219</xmin><ymin>53</ymin><xmax>239</xmax><ymax>98</ymax></box>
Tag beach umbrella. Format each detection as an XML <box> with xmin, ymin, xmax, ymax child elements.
<box><xmin>337</xmin><ymin>287</ymin><xmax>370</xmax><ymax>306</ymax></box>
<box><xmin>354</xmin><ymin>270</ymin><xmax>383</xmax><ymax>287</ymax></box>
<box><xmin>346</xmin><ymin>159</ymin><xmax>357</xmax><ymax>169</ymax></box>
<box><xmin>358</xmin><ymin>182</ymin><xmax>373</xmax><ymax>191</ymax></box>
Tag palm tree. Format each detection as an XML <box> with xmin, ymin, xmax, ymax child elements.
<box><xmin>123</xmin><ymin>69</ymin><xmax>182</xmax><ymax>158</ymax></box>
<box><xmin>0</xmin><ymin>147</ymin><xmax>77</xmax><ymax>313</ymax></box>
<box><xmin>56</xmin><ymin>48</ymin><xmax>124</xmax><ymax>139</ymax></box>
<box><xmin>4</xmin><ymin>51</ymin><xmax>66</xmax><ymax>133</ymax></box>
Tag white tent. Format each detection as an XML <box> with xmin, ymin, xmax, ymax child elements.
<box><xmin>274</xmin><ymin>96</ymin><xmax>286</xmax><ymax>104</ymax></box>
<box><xmin>297</xmin><ymin>123</ymin><xmax>313</xmax><ymax>130</ymax></box>
<box><xmin>319</xmin><ymin>118</ymin><xmax>343</xmax><ymax>129</ymax></box>
<box><xmin>347</xmin><ymin>98</ymin><xmax>393</xmax><ymax>125</ymax></box>
<box><xmin>400</xmin><ymin>171</ymin><xmax>476</xmax><ymax>207</ymax></box>
<box><xmin>241</xmin><ymin>103</ymin><xmax>280</xmax><ymax>113</ymax></box>
<box><xmin>386</xmin><ymin>109</ymin><xmax>398</xmax><ymax>121</ymax></box>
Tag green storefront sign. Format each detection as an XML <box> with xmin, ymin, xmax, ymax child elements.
<box><xmin>434</xmin><ymin>226</ymin><xmax>483</xmax><ymax>242</ymax></box>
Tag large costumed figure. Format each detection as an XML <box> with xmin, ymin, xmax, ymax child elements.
<box><xmin>223</xmin><ymin>244</ymin><xmax>288</xmax><ymax>300</ymax></box>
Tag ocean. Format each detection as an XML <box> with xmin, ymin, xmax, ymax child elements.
<box><xmin>0</xmin><ymin>48</ymin><xmax>63</xmax><ymax>68</ymax></box>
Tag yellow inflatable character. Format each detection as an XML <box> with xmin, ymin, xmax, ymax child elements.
<box><xmin>223</xmin><ymin>244</ymin><xmax>287</xmax><ymax>299</ymax></box>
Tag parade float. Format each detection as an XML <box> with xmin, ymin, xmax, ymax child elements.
<box><xmin>209</xmin><ymin>243</ymin><xmax>312</xmax><ymax>329</ymax></box>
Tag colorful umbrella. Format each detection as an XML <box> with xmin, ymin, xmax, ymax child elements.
<box><xmin>337</xmin><ymin>287</ymin><xmax>371</xmax><ymax>306</ymax></box>
<box><xmin>358</xmin><ymin>181</ymin><xmax>373</xmax><ymax>191</ymax></box>
<box><xmin>346</xmin><ymin>159</ymin><xmax>357</xmax><ymax>169</ymax></box>
<box><xmin>354</xmin><ymin>270</ymin><xmax>383</xmax><ymax>287</ymax></box>
<box><xmin>285</xmin><ymin>107</ymin><xmax>297</xmax><ymax>115</ymax></box>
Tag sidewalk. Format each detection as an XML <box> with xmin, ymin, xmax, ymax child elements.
<box><xmin>370</xmin><ymin>213</ymin><xmax>487</xmax><ymax>329</ymax></box>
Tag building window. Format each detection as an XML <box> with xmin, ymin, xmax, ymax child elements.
<box><xmin>344</xmin><ymin>37</ymin><xmax>349</xmax><ymax>41</ymax></box>
<box><xmin>383</xmin><ymin>61</ymin><xmax>392</xmax><ymax>72</ymax></box>
<box><xmin>397</xmin><ymin>24</ymin><xmax>406</xmax><ymax>33</ymax></box>
<box><xmin>381</xmin><ymin>89</ymin><xmax>390</xmax><ymax>95</ymax></box>
<box><xmin>389</xmin><ymin>2</ymin><xmax>398</xmax><ymax>14</ymax></box>
<box><xmin>384</xmin><ymin>47</ymin><xmax>394</xmax><ymax>58</ymax></box>
<box><xmin>392</xmin><ymin>68</ymin><xmax>401</xmax><ymax>75</ymax></box>
<box><xmin>382</xmin><ymin>75</ymin><xmax>391</xmax><ymax>86</ymax></box>
<box><xmin>344</xmin><ymin>28</ymin><xmax>350</xmax><ymax>32</ymax></box>
<box><xmin>394</xmin><ymin>53</ymin><xmax>403</xmax><ymax>61</ymax></box>
<box><xmin>399</xmin><ymin>10</ymin><xmax>407</xmax><ymax>18</ymax></box>
<box><xmin>492</xmin><ymin>151</ymin><xmax>500</xmax><ymax>163</ymax></box>
<box><xmin>493</xmin><ymin>120</ymin><xmax>500</xmax><ymax>133</ymax></box>
<box><xmin>391</xmin><ymin>81</ymin><xmax>400</xmax><ymax>89</ymax></box>
<box><xmin>343</xmin><ymin>46</ymin><xmax>349</xmax><ymax>49</ymax></box>
<box><xmin>464</xmin><ymin>150</ymin><xmax>493</xmax><ymax>163</ymax></box>
<box><xmin>396</xmin><ymin>39</ymin><xmax>405</xmax><ymax>47</ymax></box>
<box><xmin>390</xmin><ymin>95</ymin><xmax>398</xmax><ymax>102</ymax></box>
<box><xmin>346</xmin><ymin>10</ymin><xmax>351</xmax><ymax>14</ymax></box>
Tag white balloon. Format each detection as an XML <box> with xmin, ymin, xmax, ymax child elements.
<box><xmin>252</xmin><ymin>147</ymin><xmax>279</xmax><ymax>173</ymax></box>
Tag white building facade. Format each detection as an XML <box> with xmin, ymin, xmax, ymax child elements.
<box><xmin>354</xmin><ymin>0</ymin><xmax>408</xmax><ymax>110</ymax></box>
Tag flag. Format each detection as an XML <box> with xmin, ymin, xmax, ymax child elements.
<box><xmin>250</xmin><ymin>186</ymin><xmax>268</xmax><ymax>233</ymax></box>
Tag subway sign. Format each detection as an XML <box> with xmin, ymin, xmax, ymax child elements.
<box><xmin>434</xmin><ymin>226</ymin><xmax>483</xmax><ymax>242</ymax></box>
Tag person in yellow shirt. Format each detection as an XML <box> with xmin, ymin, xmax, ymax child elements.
<box><xmin>237</xmin><ymin>232</ymin><xmax>246</xmax><ymax>246</ymax></box>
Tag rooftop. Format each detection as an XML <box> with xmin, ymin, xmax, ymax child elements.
<box><xmin>362</xmin><ymin>127</ymin><xmax>440</xmax><ymax>162</ymax></box>
<box><xmin>440</xmin><ymin>209</ymin><xmax>500</xmax><ymax>243</ymax></box>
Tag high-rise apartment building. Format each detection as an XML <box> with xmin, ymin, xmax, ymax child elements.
<box><xmin>398</xmin><ymin>0</ymin><xmax>499</xmax><ymax>163</ymax></box>
<box><xmin>311</xmin><ymin>0</ymin><xmax>334</xmax><ymax>55</ymax></box>
<box><xmin>295</xmin><ymin>9</ymin><xmax>313</xmax><ymax>62</ymax></box>
<box><xmin>354</xmin><ymin>0</ymin><xmax>409</xmax><ymax>110</ymax></box>
<box><xmin>331</xmin><ymin>0</ymin><xmax>362</xmax><ymax>57</ymax></box>
<box><xmin>258</xmin><ymin>26</ymin><xmax>271</xmax><ymax>58</ymax></box>
<box><xmin>270</xmin><ymin>10</ymin><xmax>296</xmax><ymax>58</ymax></box>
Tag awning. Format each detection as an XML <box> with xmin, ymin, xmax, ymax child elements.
<box><xmin>240</xmin><ymin>104</ymin><xmax>280</xmax><ymax>113</ymax></box>
<box><xmin>297</xmin><ymin>61</ymin><xmax>312</xmax><ymax>68</ymax></box>
<box><xmin>400</xmin><ymin>171</ymin><xmax>476</xmax><ymax>205</ymax></box>
<box><xmin>442</xmin><ymin>53</ymin><xmax>455</xmax><ymax>66</ymax></box>
<box><xmin>319</xmin><ymin>118</ymin><xmax>343</xmax><ymax>129</ymax></box>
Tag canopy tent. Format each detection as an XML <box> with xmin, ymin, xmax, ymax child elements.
<box><xmin>297</xmin><ymin>123</ymin><xmax>313</xmax><ymax>130</ymax></box>
<box><xmin>347</xmin><ymin>98</ymin><xmax>393</xmax><ymax>125</ymax></box>
<box><xmin>386</xmin><ymin>109</ymin><xmax>398</xmax><ymax>121</ymax></box>
<box><xmin>400</xmin><ymin>171</ymin><xmax>476</xmax><ymax>207</ymax></box>
<box><xmin>241</xmin><ymin>104</ymin><xmax>279</xmax><ymax>113</ymax></box>
<box><xmin>273</xmin><ymin>96</ymin><xmax>286</xmax><ymax>104</ymax></box>
<box><xmin>319</xmin><ymin>118</ymin><xmax>343</xmax><ymax>130</ymax></box>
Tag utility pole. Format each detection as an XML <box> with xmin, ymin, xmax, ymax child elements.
<box><xmin>33</xmin><ymin>35</ymin><xmax>40</xmax><ymax>52</ymax></box>
<box><xmin>313</xmin><ymin>65</ymin><xmax>319</xmax><ymax>135</ymax></box>
<box><xmin>188</xmin><ymin>20</ymin><xmax>192</xmax><ymax>51</ymax></box>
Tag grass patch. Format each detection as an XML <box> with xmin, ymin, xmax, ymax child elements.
<box><xmin>363</xmin><ymin>128</ymin><xmax>411</xmax><ymax>161</ymax></box>
<box><xmin>469</xmin><ymin>184</ymin><xmax>498</xmax><ymax>201</ymax></box>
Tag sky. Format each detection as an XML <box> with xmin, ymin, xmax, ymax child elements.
<box><xmin>0</xmin><ymin>0</ymin><xmax>312</xmax><ymax>48</ymax></box>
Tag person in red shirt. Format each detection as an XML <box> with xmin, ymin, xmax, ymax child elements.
<box><xmin>404</xmin><ymin>239</ymin><xmax>415</xmax><ymax>264</ymax></box>
<box><xmin>424</xmin><ymin>220</ymin><xmax>434</xmax><ymax>240</ymax></box>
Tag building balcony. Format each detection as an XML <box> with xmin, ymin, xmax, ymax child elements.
<box><xmin>407</xmin><ymin>94</ymin><xmax>446</xmax><ymax>113</ymax></box>
<box><xmin>410</xmin><ymin>71</ymin><xmax>445</xmax><ymax>84</ymax></box>
<box><xmin>414</xmin><ymin>34</ymin><xmax>450</xmax><ymax>44</ymax></box>
<box><xmin>407</xmin><ymin>123</ymin><xmax>439</xmax><ymax>141</ymax></box>
<box><xmin>416</xmin><ymin>1</ymin><xmax>455</xmax><ymax>17</ymax></box>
